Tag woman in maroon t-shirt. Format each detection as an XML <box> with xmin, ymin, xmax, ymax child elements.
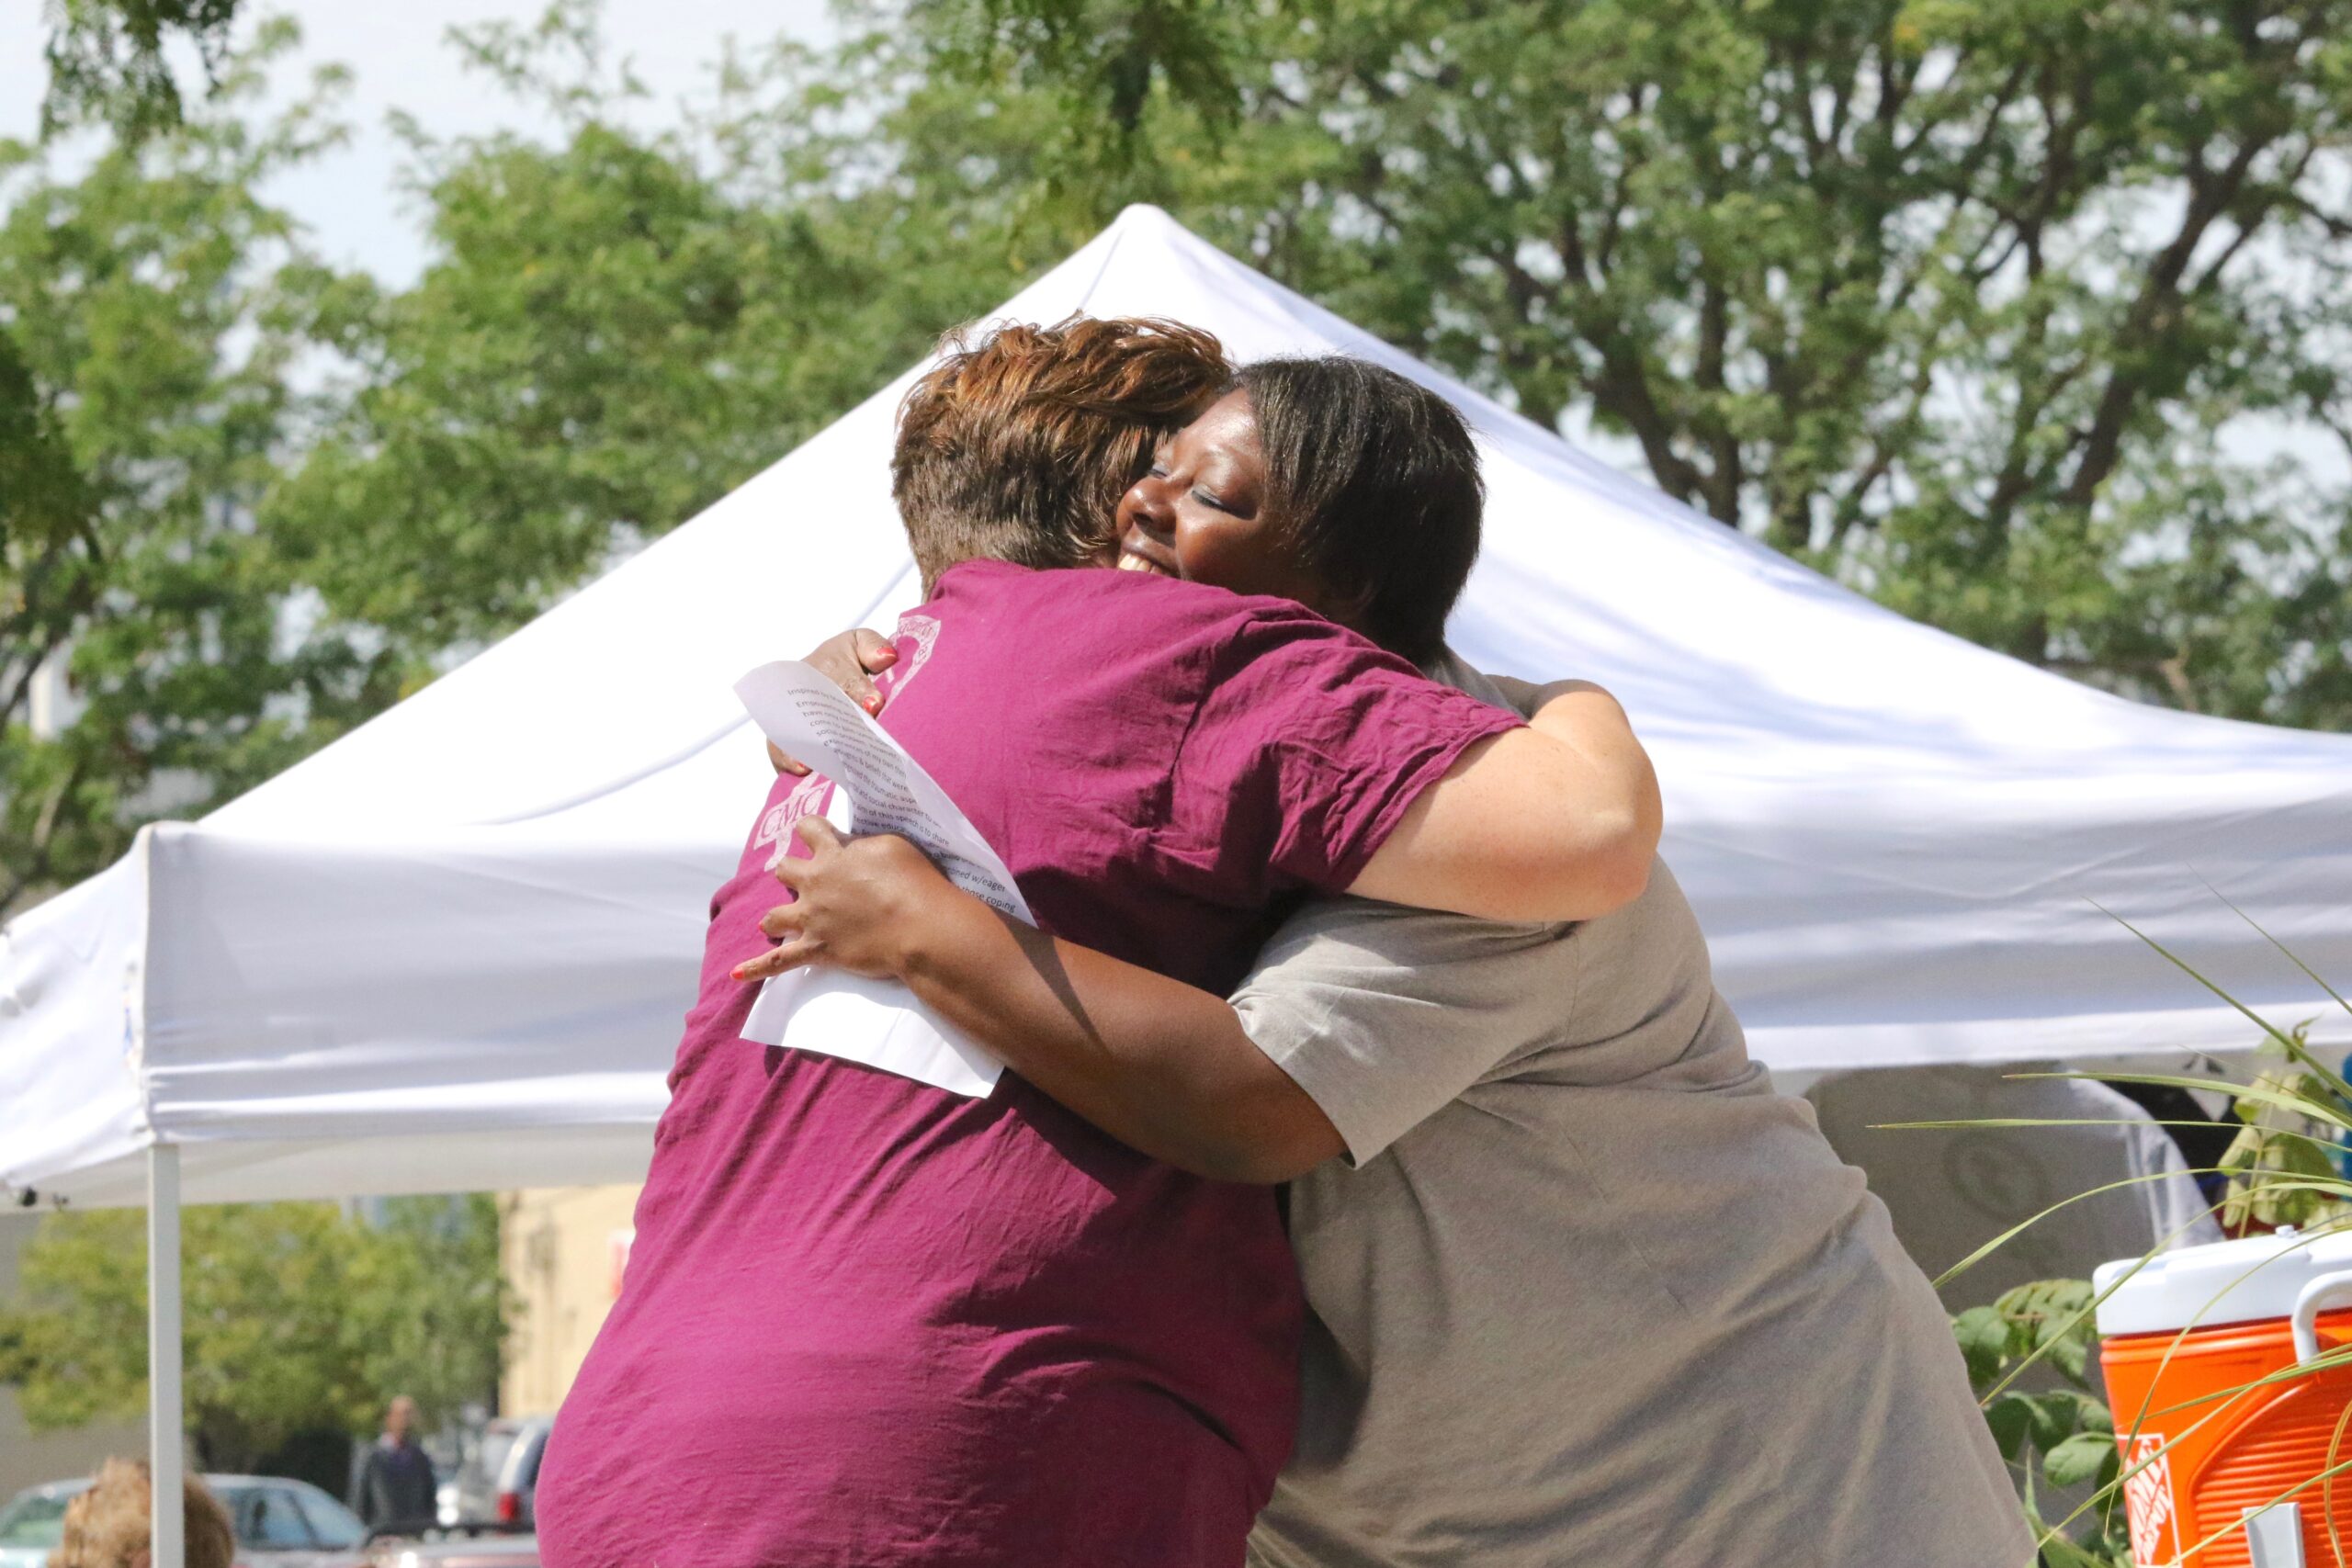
<box><xmin>538</xmin><ymin>327</ymin><xmax>1657</xmax><ymax>1568</ymax></box>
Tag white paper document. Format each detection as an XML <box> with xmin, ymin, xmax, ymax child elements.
<box><xmin>732</xmin><ymin>660</ymin><xmax>1033</xmax><ymax>1097</ymax></box>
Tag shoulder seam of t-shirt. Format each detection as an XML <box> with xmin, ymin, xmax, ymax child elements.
<box><xmin>1250</xmin><ymin>990</ymin><xmax>1380</xmax><ymax>1168</ymax></box>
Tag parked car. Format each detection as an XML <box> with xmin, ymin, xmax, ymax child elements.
<box><xmin>0</xmin><ymin>1483</ymin><xmax>69</xmax><ymax>1568</ymax></box>
<box><xmin>447</xmin><ymin>1417</ymin><xmax>550</xmax><ymax>1531</ymax></box>
<box><xmin>0</xmin><ymin>1473</ymin><xmax>371</xmax><ymax>1568</ymax></box>
<box><xmin>447</xmin><ymin>1420</ymin><xmax>519</xmax><ymax>1528</ymax></box>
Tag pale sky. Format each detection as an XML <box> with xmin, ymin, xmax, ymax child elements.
<box><xmin>1</xmin><ymin>2</ymin><xmax>2341</xmax><ymax>495</ymax></box>
<box><xmin>0</xmin><ymin>0</ymin><xmax>836</xmax><ymax>284</ymax></box>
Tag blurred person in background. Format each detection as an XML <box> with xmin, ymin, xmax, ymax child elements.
<box><xmin>351</xmin><ymin>1394</ymin><xmax>437</xmax><ymax>1532</ymax></box>
<box><xmin>53</xmin><ymin>1459</ymin><xmax>234</xmax><ymax>1568</ymax></box>
<box><xmin>1806</xmin><ymin>1063</ymin><xmax>2222</xmax><ymax>1311</ymax></box>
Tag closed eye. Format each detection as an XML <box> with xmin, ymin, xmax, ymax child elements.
<box><xmin>1192</xmin><ymin>488</ymin><xmax>1228</xmax><ymax>512</ymax></box>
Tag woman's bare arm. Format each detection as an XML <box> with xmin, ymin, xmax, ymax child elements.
<box><xmin>733</xmin><ymin>820</ymin><xmax>1343</xmax><ymax>1183</ymax></box>
<box><xmin>1347</xmin><ymin>681</ymin><xmax>1659</xmax><ymax>923</ymax></box>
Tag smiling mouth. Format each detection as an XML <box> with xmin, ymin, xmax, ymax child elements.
<box><xmin>1117</xmin><ymin>546</ymin><xmax>1176</xmax><ymax>578</ymax></box>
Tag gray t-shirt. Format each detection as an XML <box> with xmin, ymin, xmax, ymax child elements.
<box><xmin>1236</xmin><ymin>658</ymin><xmax>2034</xmax><ymax>1568</ymax></box>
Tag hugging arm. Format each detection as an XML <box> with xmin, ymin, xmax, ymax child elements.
<box><xmin>741</xmin><ymin>631</ymin><xmax>1650</xmax><ymax>1175</ymax></box>
<box><xmin>736</xmin><ymin>821</ymin><xmax>1343</xmax><ymax>1183</ymax></box>
<box><xmin>1346</xmin><ymin>680</ymin><xmax>1660</xmax><ymax>923</ymax></box>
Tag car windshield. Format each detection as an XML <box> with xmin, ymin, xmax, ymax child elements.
<box><xmin>215</xmin><ymin>1485</ymin><xmax>313</xmax><ymax>1550</ymax></box>
<box><xmin>0</xmin><ymin>1493</ymin><xmax>74</xmax><ymax>1550</ymax></box>
<box><xmin>289</xmin><ymin>1483</ymin><xmax>367</xmax><ymax>1550</ymax></box>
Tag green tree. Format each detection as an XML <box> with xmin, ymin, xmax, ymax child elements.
<box><xmin>3</xmin><ymin>6</ymin><xmax>1033</xmax><ymax>913</ymax></box>
<box><xmin>349</xmin><ymin>1197</ymin><xmax>513</xmax><ymax>1435</ymax></box>
<box><xmin>893</xmin><ymin>0</ymin><xmax>2352</xmax><ymax>728</ymax></box>
<box><xmin>0</xmin><ymin>1197</ymin><xmax>509</xmax><ymax>1472</ymax></box>
<box><xmin>19</xmin><ymin>0</ymin><xmax>2352</xmax><ymax>912</ymax></box>
<box><xmin>40</xmin><ymin>0</ymin><xmax>244</xmax><ymax>141</ymax></box>
<box><xmin>266</xmin><ymin>4</ymin><xmax>1027</xmax><ymax>669</ymax></box>
<box><xmin>0</xmin><ymin>25</ymin><xmax>375</xmax><ymax>911</ymax></box>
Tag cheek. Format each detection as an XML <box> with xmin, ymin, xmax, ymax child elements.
<box><xmin>1174</xmin><ymin>524</ymin><xmax>1234</xmax><ymax>578</ymax></box>
<box><xmin>1175</xmin><ymin>513</ymin><xmax>1273</xmax><ymax>587</ymax></box>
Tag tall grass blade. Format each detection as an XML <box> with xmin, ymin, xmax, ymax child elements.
<box><xmin>2018</xmin><ymin>1069</ymin><xmax>2352</xmax><ymax>1134</ymax></box>
<box><xmin>2092</xmin><ymin>899</ymin><xmax>2350</xmax><ymax>1100</ymax></box>
<box><xmin>1929</xmin><ymin>1170</ymin><xmax>2231</xmax><ymax>1293</ymax></box>
<box><xmin>2201</xmin><ymin>877</ymin><xmax>2352</xmax><ymax>1025</ymax></box>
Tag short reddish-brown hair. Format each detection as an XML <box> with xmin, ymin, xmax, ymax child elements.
<box><xmin>54</xmin><ymin>1459</ymin><xmax>235</xmax><ymax>1568</ymax></box>
<box><xmin>891</xmin><ymin>315</ymin><xmax>1231</xmax><ymax>587</ymax></box>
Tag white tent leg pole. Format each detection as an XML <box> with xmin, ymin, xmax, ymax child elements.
<box><xmin>149</xmin><ymin>1142</ymin><xmax>185</xmax><ymax>1568</ymax></box>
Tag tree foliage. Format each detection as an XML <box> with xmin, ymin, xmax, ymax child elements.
<box><xmin>0</xmin><ymin>25</ymin><xmax>365</xmax><ymax>910</ymax></box>
<box><xmin>905</xmin><ymin>0</ymin><xmax>2352</xmax><ymax>725</ymax></box>
<box><xmin>40</xmin><ymin>0</ymin><xmax>243</xmax><ymax>141</ymax></box>
<box><xmin>3</xmin><ymin>6</ymin><xmax>1045</xmax><ymax>909</ymax></box>
<box><xmin>352</xmin><ymin>1197</ymin><xmax>514</xmax><ymax>1442</ymax></box>
<box><xmin>268</xmin><ymin>6</ymin><xmax>1023</xmax><ymax>667</ymax></box>
<box><xmin>0</xmin><ymin>1197</ymin><xmax>509</xmax><ymax>1472</ymax></box>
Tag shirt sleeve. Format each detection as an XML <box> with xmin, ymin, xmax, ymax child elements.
<box><xmin>1232</xmin><ymin>897</ymin><xmax>1568</xmax><ymax>1166</ymax></box>
<box><xmin>1157</xmin><ymin>608</ymin><xmax>1523</xmax><ymax>899</ymax></box>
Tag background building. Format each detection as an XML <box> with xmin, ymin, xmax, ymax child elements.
<box><xmin>498</xmin><ymin>1188</ymin><xmax>641</xmax><ymax>1417</ymax></box>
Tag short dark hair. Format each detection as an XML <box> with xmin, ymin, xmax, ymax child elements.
<box><xmin>1233</xmin><ymin>356</ymin><xmax>1483</xmax><ymax>665</ymax></box>
<box><xmin>892</xmin><ymin>315</ymin><xmax>1232</xmax><ymax>587</ymax></box>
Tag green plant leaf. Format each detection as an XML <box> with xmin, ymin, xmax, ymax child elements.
<box><xmin>2027</xmin><ymin>1392</ymin><xmax>2087</xmax><ymax>1453</ymax></box>
<box><xmin>1954</xmin><ymin>1304</ymin><xmax>2007</xmax><ymax>1390</ymax></box>
<box><xmin>1996</xmin><ymin>1280</ymin><xmax>2098</xmax><ymax>1389</ymax></box>
<box><xmin>2042</xmin><ymin>1431</ymin><xmax>2120</xmax><ymax>1489</ymax></box>
<box><xmin>1985</xmin><ymin>1393</ymin><xmax>2035</xmax><ymax>1463</ymax></box>
<box><xmin>2037</xmin><ymin>1532</ymin><xmax>2120</xmax><ymax>1568</ymax></box>
<box><xmin>2042</xmin><ymin>1329</ymin><xmax>2091</xmax><ymax>1385</ymax></box>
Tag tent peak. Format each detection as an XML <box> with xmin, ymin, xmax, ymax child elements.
<box><xmin>1110</xmin><ymin>202</ymin><xmax>1180</xmax><ymax>233</ymax></box>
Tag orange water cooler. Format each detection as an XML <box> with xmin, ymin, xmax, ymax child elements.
<box><xmin>2097</xmin><ymin>1230</ymin><xmax>2352</xmax><ymax>1568</ymax></box>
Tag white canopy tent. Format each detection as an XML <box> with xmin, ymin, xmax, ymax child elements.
<box><xmin>7</xmin><ymin>199</ymin><xmax>2350</xmax><ymax>1206</ymax></box>
<box><xmin>2</xmin><ymin>205</ymin><xmax>2347</xmax><ymax>1562</ymax></box>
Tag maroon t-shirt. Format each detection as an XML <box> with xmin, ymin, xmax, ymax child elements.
<box><xmin>537</xmin><ymin>560</ymin><xmax>1520</xmax><ymax>1568</ymax></box>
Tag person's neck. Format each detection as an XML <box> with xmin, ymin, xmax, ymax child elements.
<box><xmin>926</xmin><ymin>545</ymin><xmax>1115</xmax><ymax>597</ymax></box>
